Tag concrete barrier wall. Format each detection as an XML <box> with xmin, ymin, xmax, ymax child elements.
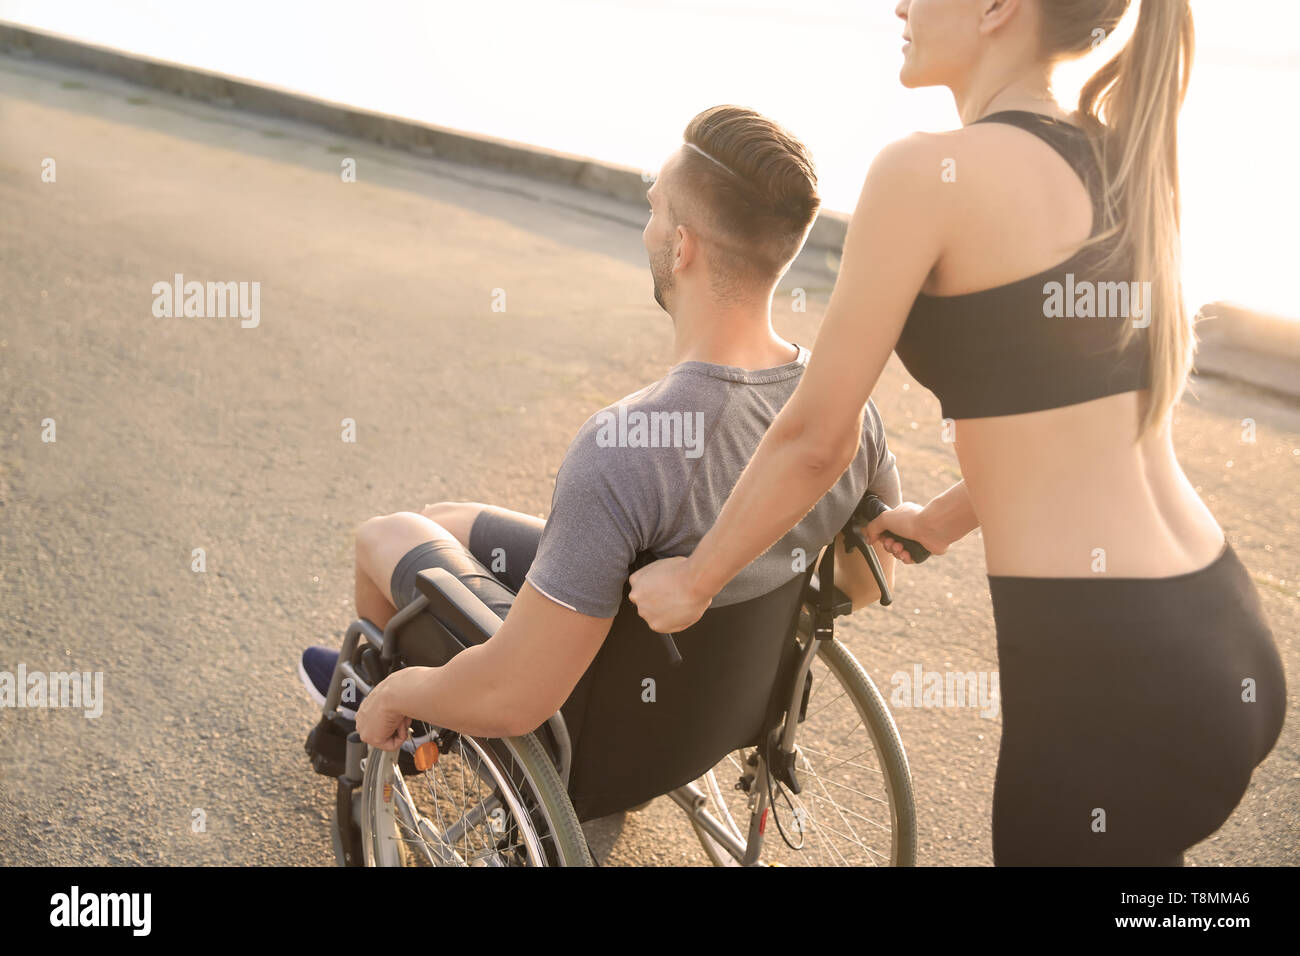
<box><xmin>0</xmin><ymin>21</ymin><xmax>852</xmax><ymax>252</ymax></box>
<box><xmin>1195</xmin><ymin>303</ymin><xmax>1300</xmax><ymax>401</ymax></box>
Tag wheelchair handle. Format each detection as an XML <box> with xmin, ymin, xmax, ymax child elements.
<box><xmin>630</xmin><ymin>550</ymin><xmax>685</xmax><ymax>667</ymax></box>
<box><xmin>658</xmin><ymin>631</ymin><xmax>683</xmax><ymax>667</ymax></box>
<box><xmin>854</xmin><ymin>494</ymin><xmax>931</xmax><ymax>564</ymax></box>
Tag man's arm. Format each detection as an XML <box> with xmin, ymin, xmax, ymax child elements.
<box><xmin>357</xmin><ymin>583</ymin><xmax>614</xmax><ymax>745</ymax></box>
<box><xmin>359</xmin><ymin>415</ymin><xmax>654</xmax><ymax>748</ymax></box>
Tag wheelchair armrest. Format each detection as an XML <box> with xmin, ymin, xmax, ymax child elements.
<box><xmin>414</xmin><ymin>568</ymin><xmax>503</xmax><ymax>647</ymax></box>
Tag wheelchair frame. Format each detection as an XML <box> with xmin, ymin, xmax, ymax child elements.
<box><xmin>316</xmin><ymin>506</ymin><xmax>912</xmax><ymax>866</ymax></box>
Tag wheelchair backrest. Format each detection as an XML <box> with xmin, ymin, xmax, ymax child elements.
<box><xmin>559</xmin><ymin>566</ymin><xmax>813</xmax><ymax>822</ymax></box>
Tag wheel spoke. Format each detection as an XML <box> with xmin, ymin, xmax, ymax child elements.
<box><xmin>689</xmin><ymin>641</ymin><xmax>910</xmax><ymax>867</ymax></box>
<box><xmin>363</xmin><ymin>736</ymin><xmax>554</xmax><ymax>866</ymax></box>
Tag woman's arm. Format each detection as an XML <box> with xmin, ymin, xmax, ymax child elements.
<box><xmin>627</xmin><ymin>135</ymin><xmax>952</xmax><ymax>633</ymax></box>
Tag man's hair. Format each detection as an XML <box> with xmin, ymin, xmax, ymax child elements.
<box><xmin>670</xmin><ymin>105</ymin><xmax>820</xmax><ymax>293</ymax></box>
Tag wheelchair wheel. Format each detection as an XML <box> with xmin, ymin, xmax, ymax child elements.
<box><xmin>691</xmin><ymin>636</ymin><xmax>917</xmax><ymax>866</ymax></box>
<box><xmin>359</xmin><ymin>721</ymin><xmax>592</xmax><ymax>867</ymax></box>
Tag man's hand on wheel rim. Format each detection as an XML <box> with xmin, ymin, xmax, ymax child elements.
<box><xmin>356</xmin><ymin>675</ymin><xmax>413</xmax><ymax>751</ymax></box>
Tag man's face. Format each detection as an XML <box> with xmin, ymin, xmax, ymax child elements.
<box><xmin>643</xmin><ymin>152</ymin><xmax>680</xmax><ymax>314</ymax></box>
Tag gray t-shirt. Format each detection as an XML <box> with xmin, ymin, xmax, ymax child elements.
<box><xmin>524</xmin><ymin>344</ymin><xmax>900</xmax><ymax>617</ymax></box>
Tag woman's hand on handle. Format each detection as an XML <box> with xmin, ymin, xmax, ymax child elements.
<box><xmin>628</xmin><ymin>556</ymin><xmax>711</xmax><ymax>634</ymax></box>
<box><xmin>866</xmin><ymin>480</ymin><xmax>980</xmax><ymax>564</ymax></box>
<box><xmin>865</xmin><ymin>502</ymin><xmax>947</xmax><ymax>565</ymax></box>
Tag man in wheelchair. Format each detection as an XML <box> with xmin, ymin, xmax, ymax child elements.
<box><xmin>299</xmin><ymin>105</ymin><xmax>901</xmax><ymax>761</ymax></box>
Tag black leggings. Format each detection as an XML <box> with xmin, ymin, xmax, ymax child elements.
<box><xmin>988</xmin><ymin>542</ymin><xmax>1286</xmax><ymax>865</ymax></box>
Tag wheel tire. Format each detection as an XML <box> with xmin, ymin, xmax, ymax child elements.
<box><xmin>819</xmin><ymin>637</ymin><xmax>918</xmax><ymax>866</ymax></box>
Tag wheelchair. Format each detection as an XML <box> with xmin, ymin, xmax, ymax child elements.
<box><xmin>305</xmin><ymin>494</ymin><xmax>921</xmax><ymax>866</ymax></box>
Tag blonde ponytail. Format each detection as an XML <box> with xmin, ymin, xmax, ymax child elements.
<box><xmin>1052</xmin><ymin>0</ymin><xmax>1196</xmax><ymax>437</ymax></box>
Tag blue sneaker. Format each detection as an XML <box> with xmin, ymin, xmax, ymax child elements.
<box><xmin>299</xmin><ymin>646</ymin><xmax>363</xmax><ymax>719</ymax></box>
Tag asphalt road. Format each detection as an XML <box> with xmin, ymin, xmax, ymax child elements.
<box><xmin>1</xmin><ymin>54</ymin><xmax>1296</xmax><ymax>866</ymax></box>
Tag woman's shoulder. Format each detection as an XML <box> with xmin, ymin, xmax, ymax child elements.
<box><xmin>871</xmin><ymin>118</ymin><xmax>1101</xmax><ymax>214</ymax></box>
<box><xmin>855</xmin><ymin>132</ymin><xmax>954</xmax><ymax>217</ymax></box>
<box><xmin>854</xmin><ymin>127</ymin><xmax>1005</xmax><ymax>244</ymax></box>
<box><xmin>871</xmin><ymin>121</ymin><xmax>1024</xmax><ymax>157</ymax></box>
<box><xmin>863</xmin><ymin>124</ymin><xmax>1028</xmax><ymax>195</ymax></box>
<box><xmin>866</xmin><ymin>130</ymin><xmax>951</xmax><ymax>175</ymax></box>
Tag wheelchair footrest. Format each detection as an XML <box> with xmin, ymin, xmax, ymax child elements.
<box><xmin>305</xmin><ymin>713</ymin><xmax>353</xmax><ymax>778</ymax></box>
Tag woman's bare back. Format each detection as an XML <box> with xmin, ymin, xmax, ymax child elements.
<box><xmin>920</xmin><ymin>118</ymin><xmax>1224</xmax><ymax>578</ymax></box>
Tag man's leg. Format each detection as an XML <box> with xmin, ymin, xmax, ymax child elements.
<box><xmin>305</xmin><ymin>511</ymin><xmax>513</xmax><ymax>771</ymax></box>
<box><xmin>354</xmin><ymin>511</ymin><xmax>463</xmax><ymax>630</ymax></box>
<box><xmin>335</xmin><ymin>506</ymin><xmax>569</xmax><ymax>782</ymax></box>
<box><xmin>354</xmin><ymin>509</ymin><xmax>535</xmax><ymax>630</ymax></box>
<box><xmin>305</xmin><ymin>511</ymin><xmax>515</xmax><ymax>710</ymax></box>
<box><xmin>423</xmin><ymin>502</ymin><xmax>545</xmax><ymax>594</ymax></box>
<box><xmin>419</xmin><ymin>501</ymin><xmax>483</xmax><ymax>550</ymax></box>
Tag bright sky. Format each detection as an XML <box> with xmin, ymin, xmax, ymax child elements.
<box><xmin>2</xmin><ymin>0</ymin><xmax>1296</xmax><ymax>318</ymax></box>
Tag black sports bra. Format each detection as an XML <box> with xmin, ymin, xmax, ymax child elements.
<box><xmin>893</xmin><ymin>110</ymin><xmax>1150</xmax><ymax>420</ymax></box>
